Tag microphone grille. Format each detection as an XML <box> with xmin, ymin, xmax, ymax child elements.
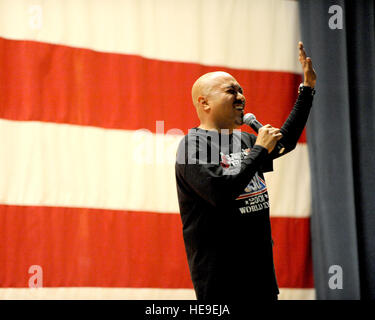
<box><xmin>242</xmin><ymin>113</ymin><xmax>256</xmax><ymax>126</ymax></box>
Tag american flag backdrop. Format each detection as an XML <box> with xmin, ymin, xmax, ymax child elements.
<box><xmin>0</xmin><ymin>0</ymin><xmax>314</xmax><ymax>299</ymax></box>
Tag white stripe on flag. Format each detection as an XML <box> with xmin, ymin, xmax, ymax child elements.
<box><xmin>0</xmin><ymin>0</ymin><xmax>301</xmax><ymax>72</ymax></box>
<box><xmin>0</xmin><ymin>119</ymin><xmax>310</xmax><ymax>217</ymax></box>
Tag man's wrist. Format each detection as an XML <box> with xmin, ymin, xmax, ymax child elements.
<box><xmin>303</xmin><ymin>82</ymin><xmax>315</xmax><ymax>88</ymax></box>
<box><xmin>252</xmin><ymin>144</ymin><xmax>270</xmax><ymax>155</ymax></box>
<box><xmin>299</xmin><ymin>83</ymin><xmax>316</xmax><ymax>96</ymax></box>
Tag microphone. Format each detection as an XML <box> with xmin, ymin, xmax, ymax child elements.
<box><xmin>242</xmin><ymin>113</ymin><xmax>286</xmax><ymax>155</ymax></box>
<box><xmin>242</xmin><ymin>113</ymin><xmax>263</xmax><ymax>132</ymax></box>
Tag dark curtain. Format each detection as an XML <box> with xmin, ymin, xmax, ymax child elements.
<box><xmin>299</xmin><ymin>0</ymin><xmax>375</xmax><ymax>299</ymax></box>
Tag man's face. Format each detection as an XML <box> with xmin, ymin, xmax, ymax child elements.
<box><xmin>205</xmin><ymin>74</ymin><xmax>246</xmax><ymax>130</ymax></box>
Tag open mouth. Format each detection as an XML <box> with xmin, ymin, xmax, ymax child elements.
<box><xmin>234</xmin><ymin>104</ymin><xmax>244</xmax><ymax>111</ymax></box>
<box><xmin>233</xmin><ymin>100</ymin><xmax>245</xmax><ymax>111</ymax></box>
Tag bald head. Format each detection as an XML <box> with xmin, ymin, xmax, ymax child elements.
<box><xmin>191</xmin><ymin>71</ymin><xmax>234</xmax><ymax>108</ymax></box>
<box><xmin>190</xmin><ymin>71</ymin><xmax>245</xmax><ymax>131</ymax></box>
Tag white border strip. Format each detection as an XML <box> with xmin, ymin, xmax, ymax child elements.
<box><xmin>0</xmin><ymin>287</ymin><xmax>315</xmax><ymax>300</ymax></box>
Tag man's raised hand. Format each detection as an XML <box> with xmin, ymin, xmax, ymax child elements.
<box><xmin>298</xmin><ymin>41</ymin><xmax>316</xmax><ymax>88</ymax></box>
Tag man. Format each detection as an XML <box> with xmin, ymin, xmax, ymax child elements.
<box><xmin>175</xmin><ymin>42</ymin><xmax>316</xmax><ymax>300</ymax></box>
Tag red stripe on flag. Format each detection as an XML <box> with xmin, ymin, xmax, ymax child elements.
<box><xmin>271</xmin><ymin>217</ymin><xmax>314</xmax><ymax>288</ymax></box>
<box><xmin>0</xmin><ymin>205</ymin><xmax>191</xmax><ymax>288</ymax></box>
<box><xmin>0</xmin><ymin>37</ymin><xmax>305</xmax><ymax>141</ymax></box>
<box><xmin>0</xmin><ymin>205</ymin><xmax>312</xmax><ymax>288</ymax></box>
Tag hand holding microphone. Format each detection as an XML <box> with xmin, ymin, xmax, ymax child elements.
<box><xmin>243</xmin><ymin>113</ymin><xmax>285</xmax><ymax>154</ymax></box>
<box><xmin>255</xmin><ymin>125</ymin><xmax>283</xmax><ymax>154</ymax></box>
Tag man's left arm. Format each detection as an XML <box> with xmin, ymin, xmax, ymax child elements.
<box><xmin>269</xmin><ymin>41</ymin><xmax>317</xmax><ymax>160</ymax></box>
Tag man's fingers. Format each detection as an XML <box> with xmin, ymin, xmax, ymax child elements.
<box><xmin>261</xmin><ymin>125</ymin><xmax>283</xmax><ymax>139</ymax></box>
<box><xmin>274</xmin><ymin>133</ymin><xmax>283</xmax><ymax>140</ymax></box>
<box><xmin>269</xmin><ymin>128</ymin><xmax>280</xmax><ymax>134</ymax></box>
<box><xmin>298</xmin><ymin>41</ymin><xmax>307</xmax><ymax>62</ymax></box>
<box><xmin>261</xmin><ymin>125</ymin><xmax>282</xmax><ymax>133</ymax></box>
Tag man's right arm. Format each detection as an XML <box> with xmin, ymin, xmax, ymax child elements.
<box><xmin>175</xmin><ymin>129</ymin><xmax>280</xmax><ymax>207</ymax></box>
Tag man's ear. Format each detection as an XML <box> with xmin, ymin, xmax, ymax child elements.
<box><xmin>198</xmin><ymin>96</ymin><xmax>210</xmax><ymax>111</ymax></box>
